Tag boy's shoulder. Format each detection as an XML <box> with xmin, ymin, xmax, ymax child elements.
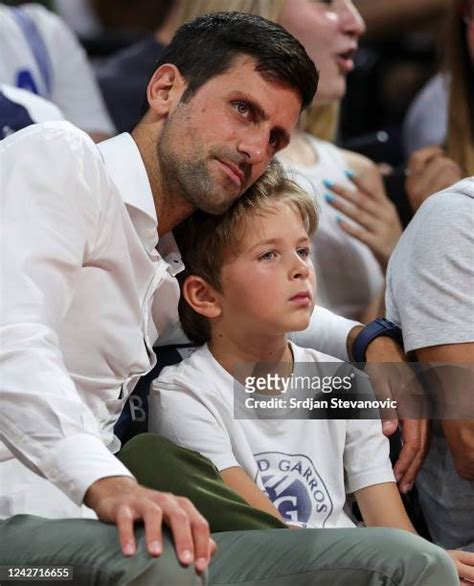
<box><xmin>155</xmin><ymin>344</ymin><xmax>226</xmax><ymax>389</ymax></box>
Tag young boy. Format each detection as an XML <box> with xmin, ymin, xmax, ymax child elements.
<box><xmin>149</xmin><ymin>163</ymin><xmax>472</xmax><ymax>581</ymax></box>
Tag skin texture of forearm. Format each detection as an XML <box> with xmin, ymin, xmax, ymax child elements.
<box><xmin>355</xmin><ymin>482</ymin><xmax>416</xmax><ymax>532</ymax></box>
<box><xmin>220</xmin><ymin>466</ymin><xmax>285</xmax><ymax>523</ymax></box>
<box><xmin>416</xmin><ymin>343</ymin><xmax>474</xmax><ymax>480</ymax></box>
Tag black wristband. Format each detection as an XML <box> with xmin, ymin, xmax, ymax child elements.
<box><xmin>352</xmin><ymin>318</ymin><xmax>403</xmax><ymax>363</ymax></box>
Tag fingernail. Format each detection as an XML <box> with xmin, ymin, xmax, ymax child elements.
<box><xmin>123</xmin><ymin>543</ymin><xmax>135</xmax><ymax>556</ymax></box>
<box><xmin>401</xmin><ymin>483</ymin><xmax>413</xmax><ymax>494</ymax></box>
<box><xmin>324</xmin><ymin>193</ymin><xmax>335</xmax><ymax>203</ymax></box>
<box><xmin>323</xmin><ymin>179</ymin><xmax>334</xmax><ymax>189</ymax></box>
<box><xmin>345</xmin><ymin>169</ymin><xmax>356</xmax><ymax>179</ymax></box>
<box><xmin>336</xmin><ymin>215</ymin><xmax>344</xmax><ymax>223</ymax></box>
<box><xmin>195</xmin><ymin>557</ymin><xmax>208</xmax><ymax>572</ymax></box>
<box><xmin>395</xmin><ymin>471</ymin><xmax>402</xmax><ymax>482</ymax></box>
<box><xmin>181</xmin><ymin>549</ymin><xmax>193</xmax><ymax>564</ymax></box>
<box><xmin>150</xmin><ymin>540</ymin><xmax>162</xmax><ymax>555</ymax></box>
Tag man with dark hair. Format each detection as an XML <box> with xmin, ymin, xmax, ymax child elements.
<box><xmin>0</xmin><ymin>11</ymin><xmax>436</xmax><ymax>586</ymax></box>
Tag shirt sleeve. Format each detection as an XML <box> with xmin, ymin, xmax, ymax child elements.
<box><xmin>0</xmin><ymin>124</ymin><xmax>133</xmax><ymax>506</ymax></box>
<box><xmin>386</xmin><ymin>188</ymin><xmax>474</xmax><ymax>352</ymax></box>
<box><xmin>34</xmin><ymin>6</ymin><xmax>115</xmax><ymax>135</ymax></box>
<box><xmin>344</xmin><ymin>418</ymin><xmax>395</xmax><ymax>494</ymax></box>
<box><xmin>290</xmin><ymin>306</ymin><xmax>360</xmax><ymax>361</ymax></box>
<box><xmin>149</xmin><ymin>380</ymin><xmax>240</xmax><ymax>472</ymax></box>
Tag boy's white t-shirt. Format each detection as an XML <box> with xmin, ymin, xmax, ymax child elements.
<box><xmin>150</xmin><ymin>342</ymin><xmax>395</xmax><ymax>529</ymax></box>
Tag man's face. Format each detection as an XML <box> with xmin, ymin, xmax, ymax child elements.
<box><xmin>157</xmin><ymin>56</ymin><xmax>302</xmax><ymax>214</ymax></box>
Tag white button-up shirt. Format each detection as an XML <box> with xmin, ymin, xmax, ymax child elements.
<box><xmin>0</xmin><ymin>121</ymin><xmax>357</xmax><ymax>520</ymax></box>
<box><xmin>0</xmin><ymin>121</ymin><xmax>182</xmax><ymax>518</ymax></box>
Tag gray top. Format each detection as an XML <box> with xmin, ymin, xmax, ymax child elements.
<box><xmin>386</xmin><ymin>177</ymin><xmax>474</xmax><ymax>550</ymax></box>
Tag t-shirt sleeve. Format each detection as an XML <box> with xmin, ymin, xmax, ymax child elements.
<box><xmin>291</xmin><ymin>306</ymin><xmax>360</xmax><ymax>361</ymax></box>
<box><xmin>386</xmin><ymin>189</ymin><xmax>474</xmax><ymax>352</ymax></box>
<box><xmin>149</xmin><ymin>379</ymin><xmax>240</xmax><ymax>472</ymax></box>
<box><xmin>344</xmin><ymin>418</ymin><xmax>395</xmax><ymax>493</ymax></box>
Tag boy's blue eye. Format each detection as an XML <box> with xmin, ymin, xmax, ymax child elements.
<box><xmin>297</xmin><ymin>247</ymin><xmax>311</xmax><ymax>259</ymax></box>
<box><xmin>259</xmin><ymin>251</ymin><xmax>276</xmax><ymax>261</ymax></box>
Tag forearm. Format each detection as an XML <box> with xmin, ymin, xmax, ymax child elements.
<box><xmin>355</xmin><ymin>483</ymin><xmax>416</xmax><ymax>533</ymax></box>
<box><xmin>220</xmin><ymin>466</ymin><xmax>285</xmax><ymax>523</ymax></box>
<box><xmin>357</xmin><ymin>289</ymin><xmax>386</xmax><ymax>325</ymax></box>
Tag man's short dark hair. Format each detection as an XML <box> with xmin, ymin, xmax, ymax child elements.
<box><xmin>155</xmin><ymin>11</ymin><xmax>318</xmax><ymax>110</ymax></box>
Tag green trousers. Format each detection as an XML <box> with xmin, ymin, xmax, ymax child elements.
<box><xmin>0</xmin><ymin>434</ymin><xmax>458</xmax><ymax>586</ymax></box>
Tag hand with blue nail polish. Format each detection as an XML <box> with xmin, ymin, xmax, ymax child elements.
<box><xmin>322</xmin><ymin>160</ymin><xmax>402</xmax><ymax>271</ymax></box>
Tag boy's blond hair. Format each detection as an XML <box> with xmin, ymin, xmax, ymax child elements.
<box><xmin>174</xmin><ymin>161</ymin><xmax>318</xmax><ymax>345</ymax></box>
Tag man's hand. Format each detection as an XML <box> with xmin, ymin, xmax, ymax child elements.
<box><xmin>363</xmin><ymin>335</ymin><xmax>430</xmax><ymax>493</ymax></box>
<box><xmin>84</xmin><ymin>476</ymin><xmax>216</xmax><ymax>572</ymax></box>
<box><xmin>405</xmin><ymin>145</ymin><xmax>463</xmax><ymax>212</ymax></box>
<box><xmin>446</xmin><ymin>549</ymin><xmax>474</xmax><ymax>585</ymax></box>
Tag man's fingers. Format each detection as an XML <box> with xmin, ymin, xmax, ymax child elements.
<box><xmin>394</xmin><ymin>419</ymin><xmax>429</xmax><ymax>491</ymax></box>
<box><xmin>395</xmin><ymin>443</ymin><xmax>425</xmax><ymax>492</ymax></box>
<box><xmin>142</xmin><ymin>502</ymin><xmax>164</xmax><ymax>556</ymax></box>
<box><xmin>177</xmin><ymin>496</ymin><xmax>212</xmax><ymax>572</ymax></box>
<box><xmin>209</xmin><ymin>538</ymin><xmax>217</xmax><ymax>557</ymax></box>
<box><xmin>450</xmin><ymin>549</ymin><xmax>474</xmax><ymax>582</ymax></box>
<box><xmin>116</xmin><ymin>506</ymin><xmax>137</xmax><ymax>556</ymax></box>
<box><xmin>381</xmin><ymin>418</ymin><xmax>398</xmax><ymax>436</ymax></box>
<box><xmin>162</xmin><ymin>500</ymin><xmax>195</xmax><ymax>566</ymax></box>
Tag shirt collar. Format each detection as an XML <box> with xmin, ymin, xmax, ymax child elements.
<box><xmin>98</xmin><ymin>131</ymin><xmax>157</xmax><ymax>218</ymax></box>
<box><xmin>97</xmin><ymin>133</ymin><xmax>184</xmax><ymax>271</ymax></box>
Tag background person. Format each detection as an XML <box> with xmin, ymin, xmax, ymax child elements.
<box><xmin>402</xmin><ymin>0</ymin><xmax>473</xmax><ymax>211</ymax></box>
<box><xmin>0</xmin><ymin>2</ymin><xmax>115</xmax><ymax>141</ymax></box>
<box><xmin>386</xmin><ymin>177</ymin><xmax>474</xmax><ymax>555</ymax></box>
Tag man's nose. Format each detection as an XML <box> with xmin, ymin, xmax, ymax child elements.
<box><xmin>237</xmin><ymin>128</ymin><xmax>269</xmax><ymax>165</ymax></box>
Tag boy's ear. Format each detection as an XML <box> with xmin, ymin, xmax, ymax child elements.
<box><xmin>146</xmin><ymin>64</ymin><xmax>187</xmax><ymax>116</ymax></box>
<box><xmin>183</xmin><ymin>275</ymin><xmax>222</xmax><ymax>319</ymax></box>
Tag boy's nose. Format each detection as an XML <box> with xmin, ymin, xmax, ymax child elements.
<box><xmin>290</xmin><ymin>257</ymin><xmax>310</xmax><ymax>280</ymax></box>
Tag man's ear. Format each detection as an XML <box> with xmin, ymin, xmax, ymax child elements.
<box><xmin>183</xmin><ymin>275</ymin><xmax>222</xmax><ymax>319</ymax></box>
<box><xmin>146</xmin><ymin>64</ymin><xmax>187</xmax><ymax>116</ymax></box>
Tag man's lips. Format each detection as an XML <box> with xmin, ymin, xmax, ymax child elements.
<box><xmin>216</xmin><ymin>159</ymin><xmax>245</xmax><ymax>187</ymax></box>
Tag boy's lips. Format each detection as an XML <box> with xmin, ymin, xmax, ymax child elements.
<box><xmin>289</xmin><ymin>291</ymin><xmax>312</xmax><ymax>306</ymax></box>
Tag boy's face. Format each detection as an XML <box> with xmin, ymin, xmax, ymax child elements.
<box><xmin>216</xmin><ymin>200</ymin><xmax>316</xmax><ymax>338</ymax></box>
